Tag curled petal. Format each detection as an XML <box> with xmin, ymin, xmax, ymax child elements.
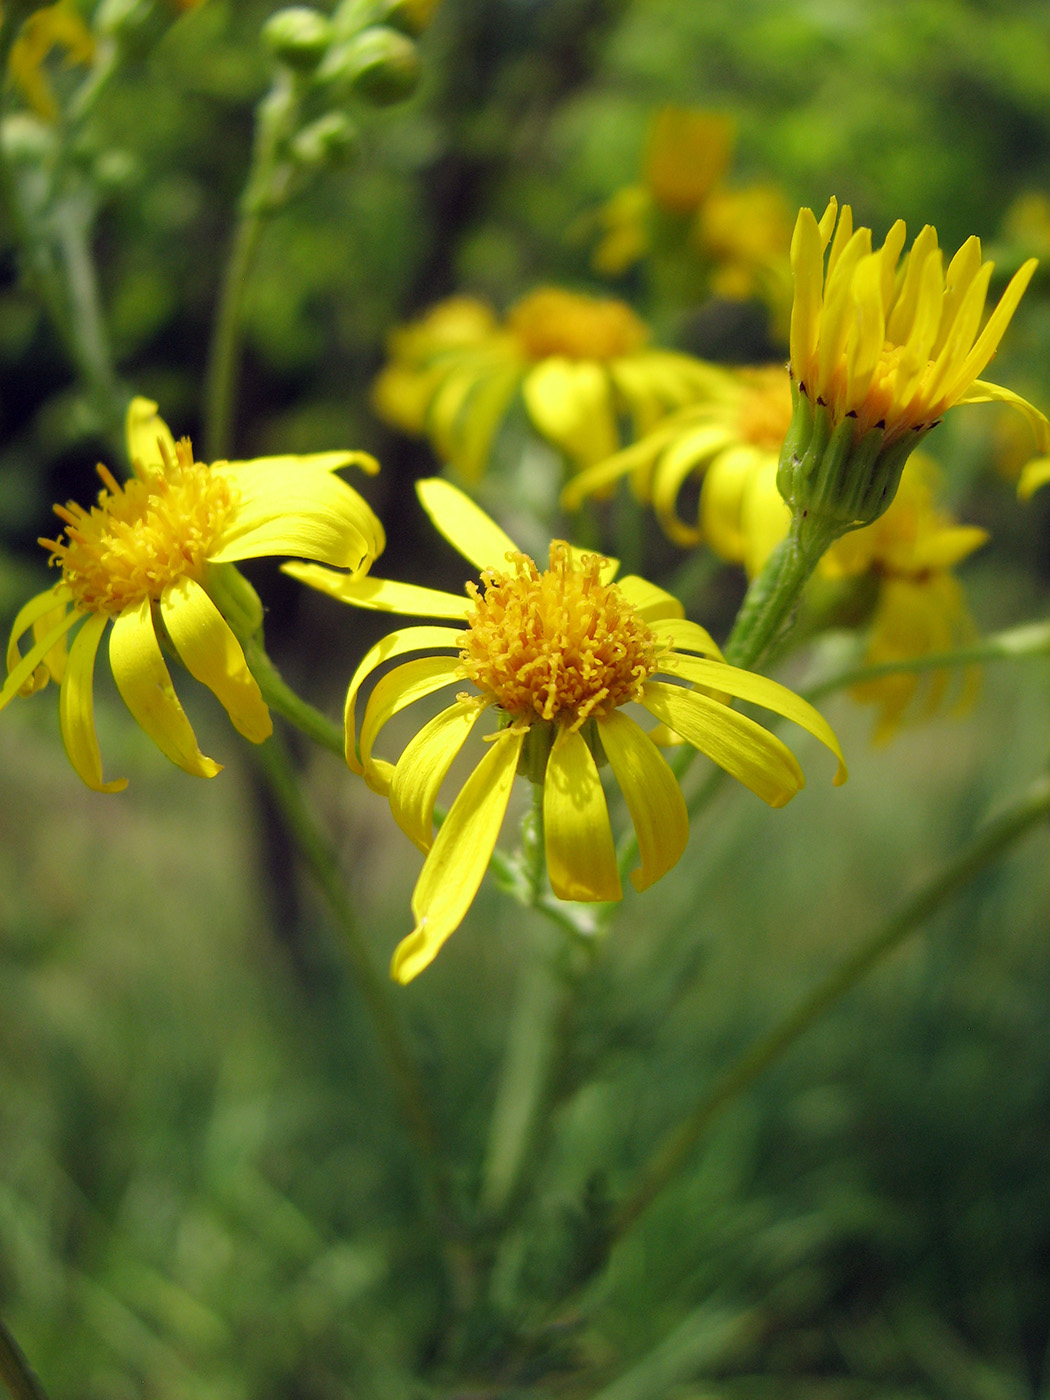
<box><xmin>390</xmin><ymin>697</ymin><xmax>490</xmax><ymax>850</ymax></box>
<box><xmin>522</xmin><ymin>360</ymin><xmax>619</xmax><ymax>465</ymax></box>
<box><xmin>126</xmin><ymin>397</ymin><xmax>178</xmax><ymax>475</ymax></box>
<box><xmin>59</xmin><ymin>612</ymin><xmax>127</xmax><ymax>793</ymax></box>
<box><xmin>358</xmin><ymin>654</ymin><xmax>464</xmax><ymax>794</ymax></box>
<box><xmin>599</xmin><ymin>709</ymin><xmax>688</xmax><ymax>891</ymax></box>
<box><xmin>543</xmin><ymin>725</ymin><xmax>621</xmax><ymax>902</ymax></box>
<box><xmin>160</xmin><ymin>578</ymin><xmax>272</xmax><ymax>744</ymax></box>
<box><xmin>5</xmin><ymin>585</ymin><xmax>73</xmax><ymax>695</ymax></box>
<box><xmin>283</xmin><ymin>564</ymin><xmax>470</xmax><ymax>620</ymax></box>
<box><xmin>392</xmin><ymin>729</ymin><xmax>524</xmax><ymax>983</ymax></box>
<box><xmin>109</xmin><ymin>599</ymin><xmax>222</xmax><ymax>778</ymax></box>
<box><xmin>1</xmin><ymin>601</ymin><xmax>79</xmax><ymax>710</ymax></box>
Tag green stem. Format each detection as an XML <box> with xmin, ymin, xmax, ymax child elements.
<box><xmin>0</xmin><ymin>1315</ymin><xmax>49</xmax><ymax>1400</ymax></box>
<box><xmin>610</xmin><ymin>770</ymin><xmax>1050</xmax><ymax>1239</ymax></box>
<box><xmin>804</xmin><ymin>620</ymin><xmax>1050</xmax><ymax>704</ymax></box>
<box><xmin>722</xmin><ymin>520</ymin><xmax>832</xmax><ymax>671</ymax></box>
<box><xmin>252</xmin><ymin>731</ymin><xmax>458</xmax><ymax>1234</ymax></box>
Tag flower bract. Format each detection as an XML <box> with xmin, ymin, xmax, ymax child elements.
<box><xmin>286</xmin><ymin>480</ymin><xmax>846</xmax><ymax>982</ymax></box>
<box><xmin>2</xmin><ymin>398</ymin><xmax>383</xmax><ymax>790</ymax></box>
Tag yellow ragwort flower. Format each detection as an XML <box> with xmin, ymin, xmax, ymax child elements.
<box><xmin>371</xmin><ymin>286</ymin><xmax>719</xmax><ymax>480</ymax></box>
<box><xmin>564</xmin><ymin>362</ymin><xmax>792</xmax><ymax>565</ymax></box>
<box><xmin>286</xmin><ymin>479</ymin><xmax>846</xmax><ymax>982</ymax></box>
<box><xmin>822</xmin><ymin>458</ymin><xmax>988</xmax><ymax>743</ymax></box>
<box><xmin>5</xmin><ymin>0</ymin><xmax>93</xmax><ymax>120</ymax></box>
<box><xmin>780</xmin><ymin>197</ymin><xmax>1050</xmax><ymax>544</ymax></box>
<box><xmin>642</xmin><ymin>106</ymin><xmax>734</xmax><ymax>214</ymax></box>
<box><xmin>1</xmin><ymin>398</ymin><xmax>383</xmax><ymax>791</ymax></box>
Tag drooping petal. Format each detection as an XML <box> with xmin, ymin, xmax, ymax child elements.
<box><xmin>58</xmin><ymin>612</ymin><xmax>127</xmax><ymax>793</ymax></box>
<box><xmin>1</xmin><ymin>603</ymin><xmax>80</xmax><ymax>709</ymax></box>
<box><xmin>650</xmin><ymin>424</ymin><xmax>736</xmax><ymax>545</ymax></box>
<box><xmin>599</xmin><ymin>709</ymin><xmax>688</xmax><ymax>891</ymax></box>
<box><xmin>1018</xmin><ymin>455</ymin><xmax>1050</xmax><ymax>500</ymax></box>
<box><xmin>282</xmin><ymin>563</ymin><xmax>470</xmax><ymax>619</ymax></box>
<box><xmin>543</xmin><ymin>724</ymin><xmax>621</xmax><ymax>902</ymax></box>
<box><xmin>109</xmin><ymin>599</ymin><xmax>222</xmax><ymax>778</ymax></box>
<box><xmin>344</xmin><ymin>624</ymin><xmax>465</xmax><ymax>775</ymax></box>
<box><xmin>390</xmin><ymin>696</ymin><xmax>490</xmax><ymax>850</ymax></box>
<box><xmin>391</xmin><ymin>728</ymin><xmax>525</xmax><ymax>983</ymax></box>
<box><xmin>5</xmin><ymin>585</ymin><xmax>73</xmax><ymax>695</ymax></box>
<box><xmin>358</xmin><ymin>654</ymin><xmax>464</xmax><ymax>794</ymax></box>
<box><xmin>657</xmin><ymin>653</ymin><xmax>848</xmax><ymax>784</ymax></box>
<box><xmin>415</xmin><ymin>478</ymin><xmax>518</xmax><ymax>572</ymax></box>
<box><xmin>126</xmin><ymin>397</ymin><xmax>178</xmax><ymax>475</ymax></box>
<box><xmin>957</xmin><ymin>379</ymin><xmax>1050</xmax><ymax>453</ymax></box>
<box><xmin>160</xmin><ymin>578</ymin><xmax>272</xmax><ymax>743</ymax></box>
<box><xmin>210</xmin><ymin>459</ymin><xmax>384</xmax><ymax>572</ymax></box>
<box><xmin>522</xmin><ymin>360</ymin><xmax>619</xmax><ymax>465</ymax></box>
<box><xmin>640</xmin><ymin>680</ymin><xmax>805</xmax><ymax>807</ymax></box>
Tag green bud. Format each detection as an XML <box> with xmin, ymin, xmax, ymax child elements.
<box><xmin>291</xmin><ymin>112</ymin><xmax>360</xmax><ymax>168</ymax></box>
<box><xmin>262</xmin><ymin>7</ymin><xmax>332</xmax><ymax>71</ymax></box>
<box><xmin>321</xmin><ymin>26</ymin><xmax>421</xmax><ymax>105</ymax></box>
<box><xmin>0</xmin><ymin>112</ymin><xmax>58</xmax><ymax>166</ymax></box>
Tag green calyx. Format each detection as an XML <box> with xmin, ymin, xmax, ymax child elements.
<box><xmin>777</xmin><ymin>380</ymin><xmax>931</xmax><ymax>554</ymax></box>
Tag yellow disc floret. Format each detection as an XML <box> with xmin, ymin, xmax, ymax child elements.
<box><xmin>460</xmin><ymin>543</ymin><xmax>657</xmax><ymax>729</ymax></box>
<box><xmin>507</xmin><ymin>287</ymin><xmax>649</xmax><ymax>362</ymax></box>
<box><xmin>42</xmin><ymin>439</ymin><xmax>237</xmax><ymax>615</ymax></box>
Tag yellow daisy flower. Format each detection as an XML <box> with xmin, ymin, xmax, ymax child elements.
<box><xmin>4</xmin><ymin>0</ymin><xmax>93</xmax><ymax>120</ymax></box>
<box><xmin>781</xmin><ymin>197</ymin><xmax>1050</xmax><ymax>544</ymax></box>
<box><xmin>1</xmin><ymin>398</ymin><xmax>383</xmax><ymax>791</ymax></box>
<box><xmin>642</xmin><ymin>106</ymin><xmax>734</xmax><ymax>215</ymax></box>
<box><xmin>564</xmin><ymin>363</ymin><xmax>792</xmax><ymax>562</ymax></box>
<box><xmin>371</xmin><ymin>286</ymin><xmax>719</xmax><ymax>480</ymax></box>
<box><xmin>286</xmin><ymin>479</ymin><xmax>846</xmax><ymax>982</ymax></box>
<box><xmin>822</xmin><ymin>459</ymin><xmax>988</xmax><ymax>743</ymax></box>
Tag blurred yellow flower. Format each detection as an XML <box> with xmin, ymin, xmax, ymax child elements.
<box><xmin>1018</xmin><ymin>454</ymin><xmax>1050</xmax><ymax>499</ymax></box>
<box><xmin>643</xmin><ymin>106</ymin><xmax>734</xmax><ymax>214</ymax></box>
<box><xmin>286</xmin><ymin>479</ymin><xmax>846</xmax><ymax>982</ymax></box>
<box><xmin>372</xmin><ymin>287</ymin><xmax>720</xmax><ymax>479</ymax></box>
<box><xmin>694</xmin><ymin>182</ymin><xmax>794</xmax><ymax>316</ymax></box>
<box><xmin>4</xmin><ymin>0</ymin><xmax>93</xmax><ymax>119</ymax></box>
<box><xmin>564</xmin><ymin>363</ymin><xmax>792</xmax><ymax>566</ymax></box>
<box><xmin>2</xmin><ymin>398</ymin><xmax>383</xmax><ymax>791</ymax></box>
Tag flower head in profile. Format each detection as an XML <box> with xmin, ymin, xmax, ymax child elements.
<box><xmin>564</xmin><ymin>362</ymin><xmax>792</xmax><ymax>567</ymax></box>
<box><xmin>4</xmin><ymin>1</ymin><xmax>93</xmax><ymax>119</ymax></box>
<box><xmin>371</xmin><ymin>286</ymin><xmax>718</xmax><ymax>480</ymax></box>
<box><xmin>2</xmin><ymin>399</ymin><xmax>383</xmax><ymax>791</ymax></box>
<box><xmin>780</xmin><ymin>197</ymin><xmax>1050</xmax><ymax>548</ymax></box>
<box><xmin>821</xmin><ymin>457</ymin><xmax>988</xmax><ymax>743</ymax></box>
<box><xmin>286</xmin><ymin>480</ymin><xmax>846</xmax><ymax>982</ymax></box>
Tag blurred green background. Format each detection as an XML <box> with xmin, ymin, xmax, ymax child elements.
<box><xmin>3</xmin><ymin>0</ymin><xmax>1050</xmax><ymax>1395</ymax></box>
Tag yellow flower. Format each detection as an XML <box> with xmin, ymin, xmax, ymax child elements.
<box><xmin>642</xmin><ymin>106</ymin><xmax>734</xmax><ymax>214</ymax></box>
<box><xmin>822</xmin><ymin>458</ymin><xmax>988</xmax><ymax>743</ymax></box>
<box><xmin>371</xmin><ymin>286</ymin><xmax>719</xmax><ymax>480</ymax></box>
<box><xmin>564</xmin><ymin>363</ymin><xmax>792</xmax><ymax>566</ymax></box>
<box><xmin>780</xmin><ymin>197</ymin><xmax>1050</xmax><ymax>544</ymax></box>
<box><xmin>693</xmin><ymin>183</ymin><xmax>793</xmax><ymax>322</ymax></box>
<box><xmin>5</xmin><ymin>1</ymin><xmax>93</xmax><ymax>120</ymax></box>
<box><xmin>1</xmin><ymin>398</ymin><xmax>383</xmax><ymax>791</ymax></box>
<box><xmin>286</xmin><ymin>479</ymin><xmax>846</xmax><ymax>982</ymax></box>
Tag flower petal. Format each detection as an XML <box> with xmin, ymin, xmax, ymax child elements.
<box><xmin>5</xmin><ymin>585</ymin><xmax>73</xmax><ymax>694</ymax></box>
<box><xmin>126</xmin><ymin>397</ymin><xmax>178</xmax><ymax>475</ymax></box>
<box><xmin>599</xmin><ymin>709</ymin><xmax>687</xmax><ymax>891</ymax></box>
<box><xmin>958</xmin><ymin>379</ymin><xmax>1050</xmax><ymax>454</ymax></box>
<box><xmin>390</xmin><ymin>696</ymin><xmax>489</xmax><ymax>850</ymax></box>
<box><xmin>640</xmin><ymin>679</ymin><xmax>805</xmax><ymax>807</ymax></box>
<box><xmin>657</xmin><ymin>653</ymin><xmax>847</xmax><ymax>784</ymax></box>
<box><xmin>160</xmin><ymin>578</ymin><xmax>272</xmax><ymax>743</ymax></box>
<box><xmin>647</xmin><ymin>617</ymin><xmax>723</xmax><ymax>657</ymax></box>
<box><xmin>109</xmin><ymin>599</ymin><xmax>222</xmax><ymax>778</ymax></box>
<box><xmin>391</xmin><ymin>728</ymin><xmax>525</xmax><ymax>983</ymax></box>
<box><xmin>1</xmin><ymin>604</ymin><xmax>80</xmax><ymax>709</ymax></box>
<box><xmin>543</xmin><ymin>724</ymin><xmax>621</xmax><ymax>902</ymax></box>
<box><xmin>615</xmin><ymin>575</ymin><xmax>686</xmax><ymax>623</ymax></box>
<box><xmin>522</xmin><ymin>360</ymin><xmax>619</xmax><ymax>465</ymax></box>
<box><xmin>415</xmin><ymin>478</ymin><xmax>519</xmax><ymax>572</ymax></box>
<box><xmin>1018</xmin><ymin>454</ymin><xmax>1050</xmax><ymax>500</ymax></box>
<box><xmin>282</xmin><ymin>563</ymin><xmax>470</xmax><ymax>619</ymax></box>
<box><xmin>59</xmin><ymin>612</ymin><xmax>127</xmax><ymax>792</ymax></box>
<box><xmin>210</xmin><ymin>459</ymin><xmax>384</xmax><ymax>572</ymax></box>
<box><xmin>359</xmin><ymin>654</ymin><xmax>464</xmax><ymax>795</ymax></box>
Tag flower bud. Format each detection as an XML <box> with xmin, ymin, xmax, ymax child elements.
<box><xmin>262</xmin><ymin>7</ymin><xmax>332</xmax><ymax>71</ymax></box>
<box><xmin>322</xmin><ymin>26</ymin><xmax>420</xmax><ymax>105</ymax></box>
<box><xmin>291</xmin><ymin>112</ymin><xmax>360</xmax><ymax>169</ymax></box>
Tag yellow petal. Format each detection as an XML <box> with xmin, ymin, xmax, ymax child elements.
<box><xmin>415</xmin><ymin>477</ymin><xmax>518</xmax><ymax>572</ymax></box>
<box><xmin>959</xmin><ymin>379</ymin><xmax>1050</xmax><ymax>454</ymax></box>
<box><xmin>946</xmin><ymin>257</ymin><xmax>1038</xmax><ymax>400</ymax></box>
<box><xmin>392</xmin><ymin>729</ymin><xmax>524</xmax><ymax>983</ymax></box>
<box><xmin>126</xmin><ymin>397</ymin><xmax>178</xmax><ymax>475</ymax></box>
<box><xmin>615</xmin><ymin>575</ymin><xmax>686</xmax><ymax>623</ymax></box>
<box><xmin>282</xmin><ymin>563</ymin><xmax>470</xmax><ymax>619</ymax></box>
<box><xmin>789</xmin><ymin>206</ymin><xmax>826</xmax><ymax>377</ymax></box>
<box><xmin>5</xmin><ymin>585</ymin><xmax>72</xmax><ymax>694</ymax></box>
<box><xmin>1018</xmin><ymin>454</ymin><xmax>1050</xmax><ymax>499</ymax></box>
<box><xmin>647</xmin><ymin>617</ymin><xmax>723</xmax><ymax>658</ymax></box>
<box><xmin>109</xmin><ymin>598</ymin><xmax>222</xmax><ymax>778</ymax></box>
<box><xmin>650</xmin><ymin>424</ymin><xmax>736</xmax><ymax>545</ymax></box>
<box><xmin>658</xmin><ymin>653</ymin><xmax>847</xmax><ymax>785</ymax></box>
<box><xmin>599</xmin><ymin>710</ymin><xmax>687</xmax><ymax>891</ymax></box>
<box><xmin>1</xmin><ymin>601</ymin><xmax>79</xmax><ymax>709</ymax></box>
<box><xmin>522</xmin><ymin>360</ymin><xmax>619</xmax><ymax>465</ymax></box>
<box><xmin>443</xmin><ymin>365</ymin><xmax>522</xmax><ymax>482</ymax></box>
<box><xmin>640</xmin><ymin>680</ymin><xmax>805</xmax><ymax>807</ymax></box>
<box><xmin>344</xmin><ymin>624</ymin><xmax>465</xmax><ymax>775</ymax></box>
<box><xmin>359</xmin><ymin>654</ymin><xmax>464</xmax><ymax>793</ymax></box>
<box><xmin>390</xmin><ymin>697</ymin><xmax>490</xmax><ymax>850</ymax></box>
<box><xmin>160</xmin><ymin>578</ymin><xmax>272</xmax><ymax>744</ymax></box>
<box><xmin>58</xmin><ymin>612</ymin><xmax>127</xmax><ymax>792</ymax></box>
<box><xmin>543</xmin><ymin>725</ymin><xmax>621</xmax><ymax>902</ymax></box>
<box><xmin>211</xmin><ymin>459</ymin><xmax>384</xmax><ymax>573</ymax></box>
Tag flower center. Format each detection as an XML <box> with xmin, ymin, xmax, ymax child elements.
<box><xmin>508</xmin><ymin>287</ymin><xmax>649</xmax><ymax>361</ymax></box>
<box><xmin>460</xmin><ymin>544</ymin><xmax>657</xmax><ymax>729</ymax></box>
<box><xmin>736</xmin><ymin>366</ymin><xmax>794</xmax><ymax>451</ymax></box>
<box><xmin>42</xmin><ymin>439</ymin><xmax>237</xmax><ymax>614</ymax></box>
